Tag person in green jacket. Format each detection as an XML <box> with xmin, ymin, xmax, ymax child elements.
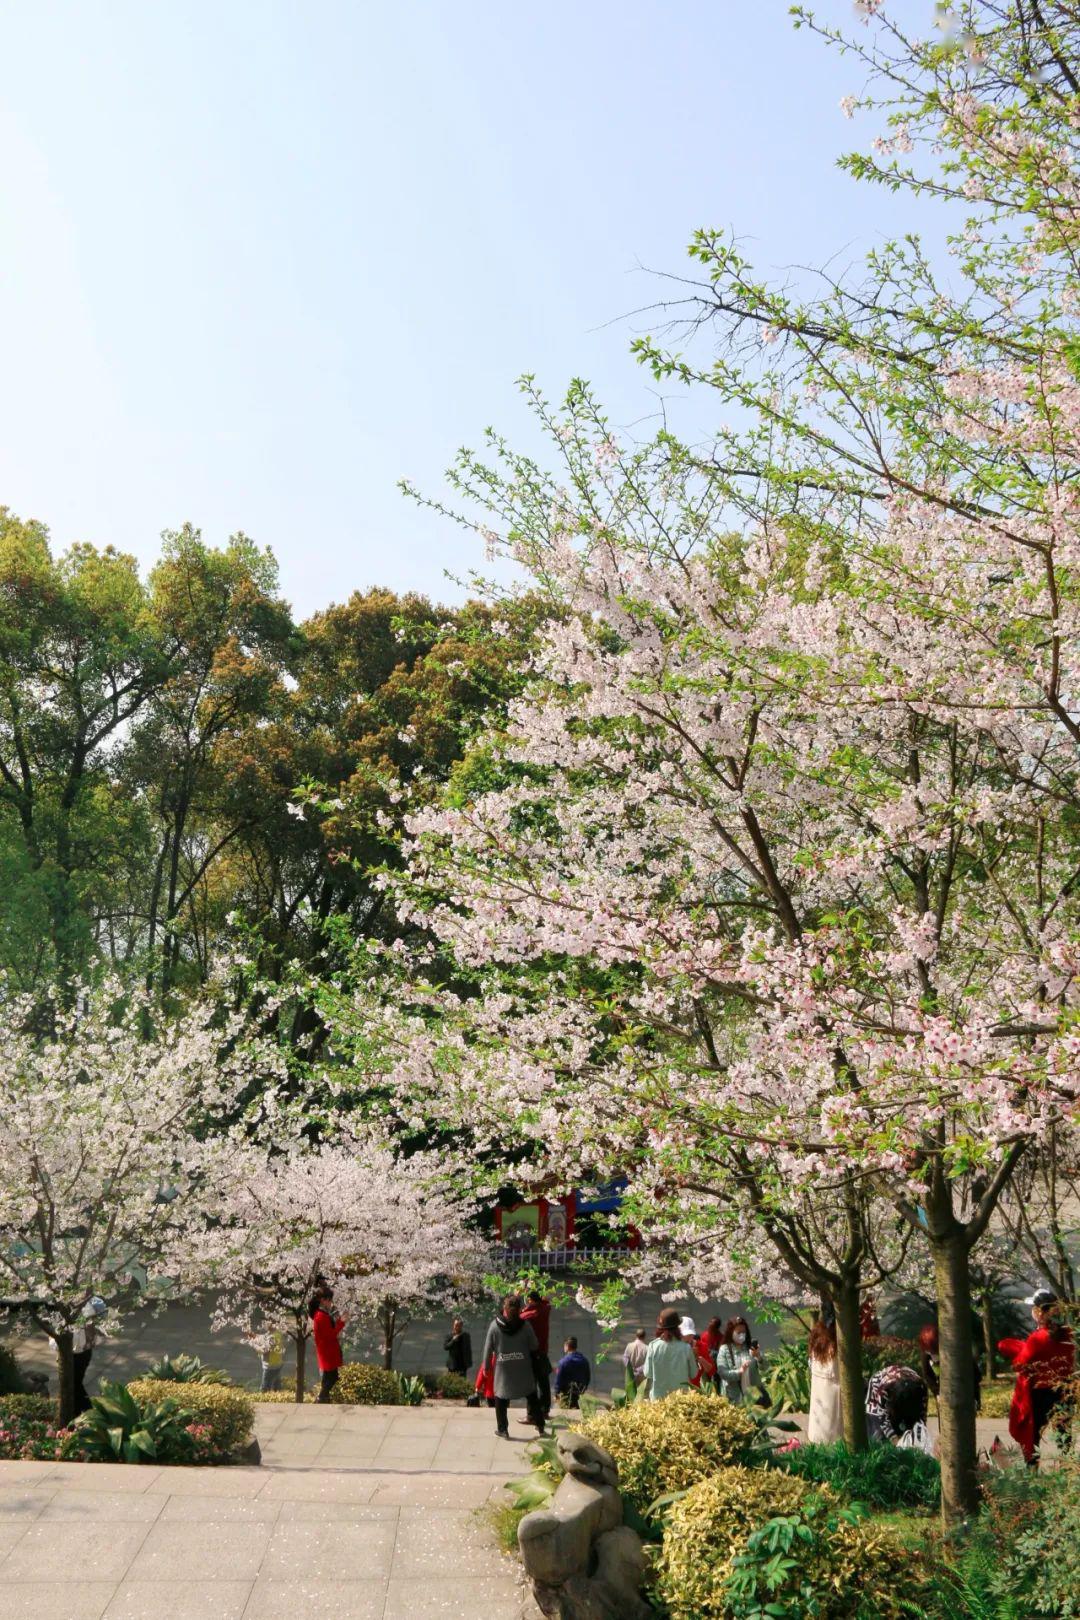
<box><xmin>643</xmin><ymin>1308</ymin><xmax>699</xmax><ymax>1400</ymax></box>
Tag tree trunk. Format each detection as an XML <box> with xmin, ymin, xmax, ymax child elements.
<box><xmin>833</xmin><ymin>1281</ymin><xmax>868</xmax><ymax>1452</ymax></box>
<box><xmin>980</xmin><ymin>1288</ymin><xmax>996</xmax><ymax>1383</ymax></box>
<box><xmin>381</xmin><ymin>1304</ymin><xmax>395</xmax><ymax>1370</ymax></box>
<box><xmin>55</xmin><ymin>1330</ymin><xmax>76</xmax><ymax>1427</ymax></box>
<box><xmin>933</xmin><ymin>1233</ymin><xmax>980</xmax><ymax>1524</ymax></box>
<box><xmin>294</xmin><ymin>1333</ymin><xmax>306</xmax><ymax>1403</ymax></box>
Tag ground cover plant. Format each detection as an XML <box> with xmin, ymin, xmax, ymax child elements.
<box><xmin>778</xmin><ymin>1440</ymin><xmax>941</xmax><ymax>1512</ymax></box>
<box><xmin>572</xmin><ymin>1390</ymin><xmax>758</xmax><ymax>1517</ymax></box>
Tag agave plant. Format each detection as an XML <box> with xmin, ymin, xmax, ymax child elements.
<box><xmin>144</xmin><ymin>1353</ymin><xmax>232</xmax><ymax>1386</ymax></box>
<box><xmin>764</xmin><ymin>1338</ymin><xmax>812</xmax><ymax>1413</ymax></box>
<box><xmin>393</xmin><ymin>1373</ymin><xmax>426</xmax><ymax>1407</ymax></box>
<box><xmin>71</xmin><ymin>1381</ymin><xmax>196</xmax><ymax>1464</ymax></box>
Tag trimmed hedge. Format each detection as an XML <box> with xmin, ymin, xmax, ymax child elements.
<box><xmin>328</xmin><ymin>1363</ymin><xmax>402</xmax><ymax>1405</ymax></box>
<box><xmin>127</xmin><ymin>1379</ymin><xmax>254</xmax><ymax>1455</ymax></box>
<box><xmin>658</xmin><ymin>1468</ymin><xmax>921</xmax><ymax>1620</ymax></box>
<box><xmin>657</xmin><ymin>1467</ymin><xmax>816</xmax><ymax>1618</ymax></box>
<box><xmin>0</xmin><ymin>1393</ymin><xmax>56</xmax><ymax>1423</ymax></box>
<box><xmin>573</xmin><ymin>1390</ymin><xmax>758</xmax><ymax>1516</ymax></box>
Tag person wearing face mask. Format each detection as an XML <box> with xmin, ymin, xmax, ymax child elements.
<box><xmin>716</xmin><ymin>1315</ymin><xmax>766</xmax><ymax>1404</ymax></box>
<box><xmin>999</xmin><ymin>1288</ymin><xmax>1075</xmax><ymax>1465</ymax></box>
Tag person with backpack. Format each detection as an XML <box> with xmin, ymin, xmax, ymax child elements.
<box><xmin>481</xmin><ymin>1293</ymin><xmax>544</xmax><ymax>1437</ymax></box>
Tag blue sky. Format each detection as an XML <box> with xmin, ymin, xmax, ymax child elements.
<box><xmin>0</xmin><ymin>1</ymin><xmax>935</xmax><ymax>619</ymax></box>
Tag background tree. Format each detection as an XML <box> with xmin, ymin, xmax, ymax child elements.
<box><xmin>0</xmin><ymin>978</ymin><xmax>270</xmax><ymax>1422</ymax></box>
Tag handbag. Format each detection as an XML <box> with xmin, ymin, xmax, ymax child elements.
<box><xmin>466</xmin><ymin>1392</ymin><xmax>481</xmax><ymax>1408</ymax></box>
<box><xmin>898</xmin><ymin>1421</ymin><xmax>935</xmax><ymax>1456</ymax></box>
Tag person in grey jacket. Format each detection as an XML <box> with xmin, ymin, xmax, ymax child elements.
<box><xmin>481</xmin><ymin>1294</ymin><xmax>544</xmax><ymax>1438</ymax></box>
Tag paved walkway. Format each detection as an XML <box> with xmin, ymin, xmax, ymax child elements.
<box><xmin>0</xmin><ymin>1405</ymin><xmax>542</xmax><ymax>1619</ymax></box>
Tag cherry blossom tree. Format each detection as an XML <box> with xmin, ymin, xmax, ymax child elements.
<box><xmin>0</xmin><ymin>979</ymin><xmax>272</xmax><ymax>1423</ymax></box>
<box><xmin>208</xmin><ymin>1131</ymin><xmax>486</xmax><ymax>1398</ymax></box>
<box><xmin>388</xmin><ymin>6</ymin><xmax>1080</xmax><ymax>1522</ymax></box>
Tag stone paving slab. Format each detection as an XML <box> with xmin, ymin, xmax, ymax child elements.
<box><xmin>0</xmin><ymin>1407</ymin><xmax>541</xmax><ymax>1619</ymax></box>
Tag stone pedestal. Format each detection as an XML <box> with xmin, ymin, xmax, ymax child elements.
<box><xmin>518</xmin><ymin>1432</ymin><xmax>652</xmax><ymax>1620</ymax></box>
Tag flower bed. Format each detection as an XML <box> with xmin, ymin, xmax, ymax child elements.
<box><xmin>572</xmin><ymin>1390</ymin><xmax>758</xmax><ymax>1516</ymax></box>
<box><xmin>127</xmin><ymin>1378</ymin><xmax>255</xmax><ymax>1455</ymax></box>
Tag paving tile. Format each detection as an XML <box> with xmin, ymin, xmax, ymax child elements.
<box><xmin>126</xmin><ymin>1520</ymin><xmax>272</xmax><ymax>1581</ymax></box>
<box><xmin>373</xmin><ymin>1437</ymin><xmax>440</xmax><ymax>1460</ymax></box>
<box><xmin>259</xmin><ymin>1434</ymin><xmax>326</xmax><ymax>1460</ymax></box>
<box><xmin>44</xmin><ymin>1463</ymin><xmax>160</xmax><ymax>1491</ymax></box>
<box><xmin>158</xmin><ymin>1493</ymin><xmax>282</xmax><ymax>1523</ymax></box>
<box><xmin>0</xmin><ymin>1522</ymin><xmax>152</xmax><ymax>1583</ymax></box>
<box><xmin>384</xmin><ymin>1418</ymin><xmax>447</xmax><ymax>1438</ymax></box>
<box><xmin>368</xmin><ymin>1476</ymin><xmax>493</xmax><ymax>1508</ymax></box>
<box><xmin>146</xmin><ymin>1466</ymin><xmax>267</xmax><ymax>1497</ymax></box>
<box><xmin>261</xmin><ymin>1517</ymin><xmax>397</xmax><ymax>1577</ymax></box>
<box><xmin>0</xmin><ymin>1523</ymin><xmax>30</xmax><ymax>1557</ymax></box>
<box><xmin>243</xmin><ymin>1578</ymin><xmax>387</xmax><ymax>1619</ymax></box>
<box><xmin>38</xmin><ymin>1489</ymin><xmax>166</xmax><ymax>1523</ymax></box>
<box><xmin>383</xmin><ymin>1576</ymin><xmax>530</xmax><ymax>1618</ymax></box>
<box><xmin>0</xmin><ymin>1462</ymin><xmax>59</xmax><ymax>1484</ymax></box>
<box><xmin>103</xmin><ymin>1580</ymin><xmax>253</xmax><ymax>1618</ymax></box>
<box><xmin>258</xmin><ymin>1471</ymin><xmax>379</xmax><ymax>1504</ymax></box>
<box><xmin>317</xmin><ymin>1434</ymin><xmax>385</xmax><ymax>1460</ymax></box>
<box><xmin>277</xmin><ymin>1499</ymin><xmax>399</xmax><ymax>1523</ymax></box>
<box><xmin>0</xmin><ymin>1487</ymin><xmax>54</xmax><ymax>1520</ymax></box>
<box><xmin>0</xmin><ymin>1582</ymin><xmax>117</xmax><ymax>1619</ymax></box>
<box><xmin>390</xmin><ymin>1509</ymin><xmax>505</xmax><ymax>1579</ymax></box>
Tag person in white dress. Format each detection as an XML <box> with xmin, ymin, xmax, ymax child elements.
<box><xmin>807</xmin><ymin>1312</ymin><xmax>844</xmax><ymax>1445</ymax></box>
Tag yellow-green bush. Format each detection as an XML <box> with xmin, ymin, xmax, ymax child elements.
<box><xmin>657</xmin><ymin>1467</ymin><xmax>921</xmax><ymax>1620</ymax></box>
<box><xmin>573</xmin><ymin>1390</ymin><xmax>757</xmax><ymax>1515</ymax></box>
<box><xmin>328</xmin><ymin>1363</ymin><xmax>402</xmax><ymax>1405</ymax></box>
<box><xmin>127</xmin><ymin>1379</ymin><xmax>254</xmax><ymax>1454</ymax></box>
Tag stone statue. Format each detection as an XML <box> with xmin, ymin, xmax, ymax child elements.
<box><xmin>517</xmin><ymin>1431</ymin><xmax>652</xmax><ymax>1620</ymax></box>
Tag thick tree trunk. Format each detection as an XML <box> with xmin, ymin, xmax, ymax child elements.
<box><xmin>55</xmin><ymin>1330</ymin><xmax>76</xmax><ymax>1427</ymax></box>
<box><xmin>833</xmin><ymin>1282</ymin><xmax>868</xmax><ymax>1451</ymax></box>
<box><xmin>932</xmin><ymin>1233</ymin><xmax>980</xmax><ymax>1524</ymax></box>
<box><xmin>294</xmin><ymin>1333</ymin><xmax>306</xmax><ymax>1403</ymax></box>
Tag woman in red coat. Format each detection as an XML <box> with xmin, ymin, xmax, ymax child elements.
<box><xmin>999</xmin><ymin>1289</ymin><xmax>1075</xmax><ymax>1465</ymax></box>
<box><xmin>311</xmin><ymin>1285</ymin><xmax>347</xmax><ymax>1402</ymax></box>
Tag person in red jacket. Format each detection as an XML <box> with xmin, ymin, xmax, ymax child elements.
<box><xmin>522</xmin><ymin>1289</ymin><xmax>552</xmax><ymax>1421</ymax></box>
<box><xmin>999</xmin><ymin>1288</ymin><xmax>1075</xmax><ymax>1465</ymax></box>
<box><xmin>310</xmin><ymin>1284</ymin><xmax>347</xmax><ymax>1402</ymax></box>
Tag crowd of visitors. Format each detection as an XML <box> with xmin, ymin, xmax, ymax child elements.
<box><xmin>465</xmin><ymin>1282</ymin><xmax>1074</xmax><ymax>1461</ymax></box>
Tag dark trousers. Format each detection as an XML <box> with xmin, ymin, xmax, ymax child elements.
<box><xmin>494</xmin><ymin>1393</ymin><xmax>542</xmax><ymax>1434</ymax></box>
<box><xmin>536</xmin><ymin>1367</ymin><xmax>552</xmax><ymax>1419</ymax></box>
<box><xmin>317</xmin><ymin>1368</ymin><xmax>339</xmax><ymax>1403</ymax></box>
<box><xmin>73</xmin><ymin>1349</ymin><xmax>93</xmax><ymax>1416</ymax></box>
<box><xmin>1030</xmin><ymin>1385</ymin><xmax>1072</xmax><ymax>1463</ymax></box>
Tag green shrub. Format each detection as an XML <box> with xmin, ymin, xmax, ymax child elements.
<box><xmin>251</xmin><ymin>1389</ymin><xmax>306</xmax><ymax>1403</ymax></box>
<box><xmin>328</xmin><ymin>1363</ymin><xmax>402</xmax><ymax>1405</ymax></box>
<box><xmin>656</xmin><ymin>1466</ymin><xmax>817</xmax><ymax>1618</ymax></box>
<box><xmin>766</xmin><ymin>1339</ymin><xmax>812</xmax><ymax>1411</ymax></box>
<box><xmin>67</xmin><ymin>1381</ymin><xmax>197</xmax><ymax>1465</ymax></box>
<box><xmin>127</xmin><ymin>1378</ymin><xmax>254</xmax><ymax>1454</ymax></box>
<box><xmin>0</xmin><ymin>1395</ymin><xmax>68</xmax><ymax>1461</ymax></box>
<box><xmin>953</xmin><ymin>1458</ymin><xmax>1080</xmax><ymax>1619</ymax></box>
<box><xmin>0</xmin><ymin>1393</ymin><xmax>56</xmax><ymax>1423</ymax></box>
<box><xmin>434</xmin><ymin>1370</ymin><xmax>470</xmax><ymax>1400</ymax></box>
<box><xmin>722</xmin><ymin>1493</ymin><xmax>927</xmax><ymax>1619</ymax></box>
<box><xmin>0</xmin><ymin>1345</ymin><xmax>26</xmax><ymax>1396</ymax></box>
<box><xmin>779</xmin><ymin>1439</ymin><xmax>941</xmax><ymax>1511</ymax></box>
<box><xmin>861</xmin><ymin>1335</ymin><xmax>921</xmax><ymax>1376</ymax></box>
<box><xmin>574</xmin><ymin>1389</ymin><xmax>758</xmax><ymax>1516</ymax></box>
<box><xmin>144</xmin><ymin>1353</ymin><xmax>233</xmax><ymax>1385</ymax></box>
